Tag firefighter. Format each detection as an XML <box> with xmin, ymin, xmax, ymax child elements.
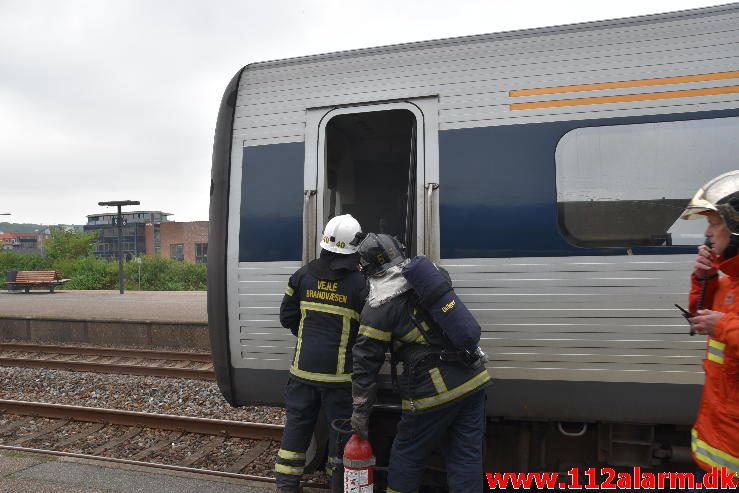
<box><xmin>680</xmin><ymin>170</ymin><xmax>739</xmax><ymax>490</ymax></box>
<box><xmin>350</xmin><ymin>233</ymin><xmax>492</xmax><ymax>493</ymax></box>
<box><xmin>275</xmin><ymin>214</ymin><xmax>368</xmax><ymax>493</ymax></box>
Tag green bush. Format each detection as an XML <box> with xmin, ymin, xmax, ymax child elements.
<box><xmin>124</xmin><ymin>256</ymin><xmax>207</xmax><ymax>291</ymax></box>
<box><xmin>56</xmin><ymin>257</ymin><xmax>119</xmax><ymax>290</ymax></box>
<box><xmin>45</xmin><ymin>229</ymin><xmax>98</xmax><ymax>261</ymax></box>
<box><xmin>0</xmin><ymin>252</ymin><xmax>50</xmax><ymax>272</ymax></box>
<box><xmin>0</xmin><ymin>253</ymin><xmax>206</xmax><ymax>291</ymax></box>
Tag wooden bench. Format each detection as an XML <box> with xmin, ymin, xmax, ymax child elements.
<box><xmin>6</xmin><ymin>270</ymin><xmax>69</xmax><ymax>293</ymax></box>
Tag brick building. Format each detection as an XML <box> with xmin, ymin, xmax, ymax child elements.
<box><xmin>145</xmin><ymin>221</ymin><xmax>208</xmax><ymax>264</ymax></box>
<box><xmin>0</xmin><ymin>232</ymin><xmax>48</xmax><ymax>252</ymax></box>
<box><xmin>85</xmin><ymin>211</ymin><xmax>207</xmax><ymax>263</ymax></box>
<box><xmin>85</xmin><ymin>211</ymin><xmax>171</xmax><ymax>260</ymax></box>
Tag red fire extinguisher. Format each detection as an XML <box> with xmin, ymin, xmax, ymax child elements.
<box><xmin>343</xmin><ymin>433</ymin><xmax>375</xmax><ymax>492</ymax></box>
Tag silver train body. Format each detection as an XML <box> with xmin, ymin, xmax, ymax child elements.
<box><xmin>208</xmin><ymin>4</ymin><xmax>739</xmax><ymax>469</ymax></box>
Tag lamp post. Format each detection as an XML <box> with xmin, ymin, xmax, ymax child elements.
<box><xmin>98</xmin><ymin>200</ymin><xmax>140</xmax><ymax>294</ymax></box>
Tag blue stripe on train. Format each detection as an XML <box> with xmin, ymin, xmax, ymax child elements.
<box><xmin>237</xmin><ymin>109</ymin><xmax>739</xmax><ymax>262</ymax></box>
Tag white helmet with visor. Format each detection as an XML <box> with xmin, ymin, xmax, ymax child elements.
<box><xmin>681</xmin><ymin>170</ymin><xmax>739</xmax><ymax>235</ymax></box>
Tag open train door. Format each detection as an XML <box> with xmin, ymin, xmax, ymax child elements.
<box><xmin>304</xmin><ymin>99</ymin><xmax>440</xmax><ymax>264</ymax></box>
<box><xmin>301</xmin><ymin>99</ymin><xmax>440</xmax><ymax>473</ymax></box>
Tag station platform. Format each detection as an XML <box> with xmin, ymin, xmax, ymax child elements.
<box><xmin>0</xmin><ymin>290</ymin><xmax>207</xmax><ymax>324</ymax></box>
<box><xmin>0</xmin><ymin>290</ymin><xmax>209</xmax><ymax>350</ymax></box>
<box><xmin>0</xmin><ymin>449</ymin><xmax>276</xmax><ymax>492</ymax></box>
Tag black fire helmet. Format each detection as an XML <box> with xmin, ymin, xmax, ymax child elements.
<box><xmin>353</xmin><ymin>232</ymin><xmax>406</xmax><ymax>277</ymax></box>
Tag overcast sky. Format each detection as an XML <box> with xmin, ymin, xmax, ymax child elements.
<box><xmin>0</xmin><ymin>0</ymin><xmax>726</xmax><ymax>225</ymax></box>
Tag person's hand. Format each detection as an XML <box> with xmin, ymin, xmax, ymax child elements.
<box><xmin>350</xmin><ymin>410</ymin><xmax>369</xmax><ymax>440</ymax></box>
<box><xmin>693</xmin><ymin>244</ymin><xmax>717</xmax><ymax>279</ymax></box>
<box><xmin>689</xmin><ymin>309</ymin><xmax>724</xmax><ymax>337</ymax></box>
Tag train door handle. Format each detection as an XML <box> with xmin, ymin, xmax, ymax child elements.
<box><xmin>425</xmin><ymin>183</ymin><xmax>439</xmax><ymax>262</ymax></box>
<box><xmin>303</xmin><ymin>190</ymin><xmax>317</xmax><ymax>265</ymax></box>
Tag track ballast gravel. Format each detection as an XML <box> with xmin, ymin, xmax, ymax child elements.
<box><xmin>0</xmin><ymin>367</ymin><xmax>285</xmax><ymax>424</ymax></box>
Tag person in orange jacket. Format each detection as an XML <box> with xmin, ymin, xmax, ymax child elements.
<box><xmin>681</xmin><ymin>170</ymin><xmax>739</xmax><ymax>490</ymax></box>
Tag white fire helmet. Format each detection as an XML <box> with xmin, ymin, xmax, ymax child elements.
<box><xmin>681</xmin><ymin>170</ymin><xmax>739</xmax><ymax>235</ymax></box>
<box><xmin>320</xmin><ymin>214</ymin><xmax>362</xmax><ymax>254</ymax></box>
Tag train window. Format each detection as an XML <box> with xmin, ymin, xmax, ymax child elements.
<box><xmin>555</xmin><ymin>116</ymin><xmax>739</xmax><ymax>247</ymax></box>
<box><xmin>324</xmin><ymin>110</ymin><xmax>417</xmax><ymax>252</ymax></box>
<box><xmin>239</xmin><ymin>142</ymin><xmax>303</xmax><ymax>261</ymax></box>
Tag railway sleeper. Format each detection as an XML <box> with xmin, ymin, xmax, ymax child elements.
<box><xmin>179</xmin><ymin>435</ymin><xmax>226</xmax><ymax>467</ymax></box>
<box><xmin>90</xmin><ymin>427</ymin><xmax>143</xmax><ymax>455</ymax></box>
<box><xmin>57</xmin><ymin>422</ymin><xmax>106</xmax><ymax>448</ymax></box>
<box><xmin>131</xmin><ymin>430</ymin><xmax>184</xmax><ymax>461</ymax></box>
<box><xmin>11</xmin><ymin>419</ymin><xmax>70</xmax><ymax>446</ymax></box>
<box><xmin>226</xmin><ymin>440</ymin><xmax>270</xmax><ymax>473</ymax></box>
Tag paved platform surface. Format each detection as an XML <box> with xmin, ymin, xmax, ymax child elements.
<box><xmin>0</xmin><ymin>290</ymin><xmax>207</xmax><ymax>323</ymax></box>
<box><xmin>0</xmin><ymin>449</ymin><xmax>276</xmax><ymax>493</ymax></box>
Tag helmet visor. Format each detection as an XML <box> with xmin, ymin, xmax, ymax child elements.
<box><xmin>681</xmin><ymin>170</ymin><xmax>739</xmax><ymax>220</ymax></box>
<box><xmin>680</xmin><ymin>187</ymin><xmax>717</xmax><ymax>220</ymax></box>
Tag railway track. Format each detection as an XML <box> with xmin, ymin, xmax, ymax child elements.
<box><xmin>0</xmin><ymin>342</ymin><xmax>216</xmax><ymax>380</ymax></box>
<box><xmin>0</xmin><ymin>399</ymin><xmax>322</xmax><ymax>485</ymax></box>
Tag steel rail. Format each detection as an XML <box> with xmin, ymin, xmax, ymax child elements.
<box><xmin>0</xmin><ymin>343</ymin><xmax>212</xmax><ymax>362</ymax></box>
<box><xmin>0</xmin><ymin>399</ymin><xmax>283</xmax><ymax>441</ymax></box>
<box><xmin>0</xmin><ymin>444</ymin><xmax>277</xmax><ymax>483</ymax></box>
<box><xmin>0</xmin><ymin>357</ymin><xmax>215</xmax><ymax>380</ymax></box>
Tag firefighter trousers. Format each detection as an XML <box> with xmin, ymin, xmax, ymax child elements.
<box><xmin>275</xmin><ymin>377</ymin><xmax>352</xmax><ymax>492</ymax></box>
<box><xmin>386</xmin><ymin>390</ymin><xmax>486</xmax><ymax>493</ymax></box>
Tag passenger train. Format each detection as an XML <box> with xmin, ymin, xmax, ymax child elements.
<box><xmin>208</xmin><ymin>3</ymin><xmax>739</xmax><ymax>478</ymax></box>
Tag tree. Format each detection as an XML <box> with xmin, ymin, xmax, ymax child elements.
<box><xmin>44</xmin><ymin>229</ymin><xmax>99</xmax><ymax>261</ymax></box>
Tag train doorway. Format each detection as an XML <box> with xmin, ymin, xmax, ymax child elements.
<box><xmin>305</xmin><ymin>99</ymin><xmax>440</xmax><ymax>262</ymax></box>
<box><xmin>324</xmin><ymin>109</ymin><xmax>417</xmax><ymax>253</ymax></box>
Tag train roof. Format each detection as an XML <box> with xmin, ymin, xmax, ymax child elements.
<box><xmin>247</xmin><ymin>3</ymin><xmax>739</xmax><ymax>71</ymax></box>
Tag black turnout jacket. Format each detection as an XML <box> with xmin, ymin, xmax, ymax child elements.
<box><xmin>280</xmin><ymin>251</ymin><xmax>368</xmax><ymax>386</ymax></box>
<box><xmin>353</xmin><ymin>290</ymin><xmax>491</xmax><ymax>414</ymax></box>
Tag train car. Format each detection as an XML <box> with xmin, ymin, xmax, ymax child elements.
<box><xmin>208</xmin><ymin>3</ymin><xmax>739</xmax><ymax>474</ymax></box>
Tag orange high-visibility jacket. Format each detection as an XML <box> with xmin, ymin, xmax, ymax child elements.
<box><xmin>689</xmin><ymin>255</ymin><xmax>739</xmax><ymax>483</ymax></box>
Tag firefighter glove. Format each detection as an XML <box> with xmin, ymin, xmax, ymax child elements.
<box><xmin>351</xmin><ymin>410</ymin><xmax>370</xmax><ymax>440</ymax></box>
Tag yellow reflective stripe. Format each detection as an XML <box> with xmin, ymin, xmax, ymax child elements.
<box><xmin>691</xmin><ymin>428</ymin><xmax>739</xmax><ymax>476</ymax></box>
<box><xmin>707</xmin><ymin>352</ymin><xmax>725</xmax><ymax>364</ymax></box>
<box><xmin>411</xmin><ymin>309</ymin><xmax>431</xmax><ymax>330</ymax></box>
<box><xmin>400</xmin><ymin>327</ymin><xmax>425</xmax><ymax>344</ymax></box>
<box><xmin>300</xmin><ymin>301</ymin><xmax>359</xmax><ymax>320</ymax></box>
<box><xmin>359</xmin><ymin>325</ymin><xmax>392</xmax><ymax>342</ymax></box>
<box><xmin>293</xmin><ymin>302</ymin><xmax>356</xmax><ymax>382</ymax></box>
<box><xmin>707</xmin><ymin>339</ymin><xmax>725</xmax><ymax>364</ymax></box>
<box><xmin>293</xmin><ymin>307</ymin><xmax>307</xmax><ymax>368</ymax></box>
<box><xmin>402</xmin><ymin>371</ymin><xmax>491</xmax><ymax>411</ymax></box>
<box><xmin>290</xmin><ymin>365</ymin><xmax>352</xmax><ymax>383</ymax></box>
<box><xmin>429</xmin><ymin>367</ymin><xmax>448</xmax><ymax>394</ymax></box>
<box><xmin>275</xmin><ymin>463</ymin><xmax>304</xmax><ymax>475</ymax></box>
<box><xmin>278</xmin><ymin>449</ymin><xmax>305</xmax><ymax>460</ymax></box>
<box><xmin>336</xmin><ymin>315</ymin><xmax>350</xmax><ymax>374</ymax></box>
<box><xmin>285</xmin><ymin>286</ymin><xmax>295</xmax><ymax>296</ymax></box>
<box><xmin>709</xmin><ymin>339</ymin><xmax>726</xmax><ymax>350</ymax></box>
